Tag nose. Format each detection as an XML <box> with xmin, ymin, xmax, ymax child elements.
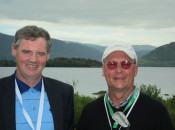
<box><xmin>29</xmin><ymin>53</ymin><xmax>37</xmax><ymax>62</ymax></box>
<box><xmin>115</xmin><ymin>63</ymin><xmax>123</xmax><ymax>73</ymax></box>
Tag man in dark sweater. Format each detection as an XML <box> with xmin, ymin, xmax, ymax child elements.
<box><xmin>77</xmin><ymin>43</ymin><xmax>174</xmax><ymax>130</ymax></box>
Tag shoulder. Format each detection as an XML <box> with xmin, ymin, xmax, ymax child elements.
<box><xmin>139</xmin><ymin>93</ymin><xmax>164</xmax><ymax>107</ymax></box>
<box><xmin>43</xmin><ymin>76</ymin><xmax>72</xmax><ymax>87</ymax></box>
<box><xmin>83</xmin><ymin>96</ymin><xmax>104</xmax><ymax>112</ymax></box>
<box><xmin>133</xmin><ymin>93</ymin><xmax>174</xmax><ymax>129</ymax></box>
<box><xmin>79</xmin><ymin>96</ymin><xmax>105</xmax><ymax>121</ymax></box>
<box><xmin>137</xmin><ymin>92</ymin><xmax>169</xmax><ymax>114</ymax></box>
<box><xmin>0</xmin><ymin>75</ymin><xmax>15</xmax><ymax>101</ymax></box>
<box><xmin>0</xmin><ymin>74</ymin><xmax>14</xmax><ymax>82</ymax></box>
<box><xmin>0</xmin><ymin>75</ymin><xmax>15</xmax><ymax>89</ymax></box>
<box><xmin>43</xmin><ymin>76</ymin><xmax>73</xmax><ymax>93</ymax></box>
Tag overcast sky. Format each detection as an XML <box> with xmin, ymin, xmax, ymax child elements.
<box><xmin>0</xmin><ymin>0</ymin><xmax>175</xmax><ymax>47</ymax></box>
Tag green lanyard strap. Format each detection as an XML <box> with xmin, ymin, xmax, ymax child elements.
<box><xmin>105</xmin><ymin>88</ymin><xmax>140</xmax><ymax>129</ymax></box>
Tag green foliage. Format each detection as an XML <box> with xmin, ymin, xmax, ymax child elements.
<box><xmin>0</xmin><ymin>57</ymin><xmax>102</xmax><ymax>67</ymax></box>
<box><xmin>141</xmin><ymin>42</ymin><xmax>175</xmax><ymax>61</ymax></box>
<box><xmin>139</xmin><ymin>42</ymin><xmax>175</xmax><ymax>67</ymax></box>
<box><xmin>139</xmin><ymin>84</ymin><xmax>175</xmax><ymax>127</ymax></box>
<box><xmin>74</xmin><ymin>92</ymin><xmax>96</xmax><ymax>127</ymax></box>
<box><xmin>138</xmin><ymin>59</ymin><xmax>175</xmax><ymax>67</ymax></box>
<box><xmin>139</xmin><ymin>84</ymin><xmax>163</xmax><ymax>101</ymax></box>
<box><xmin>46</xmin><ymin>57</ymin><xmax>102</xmax><ymax>67</ymax></box>
<box><xmin>0</xmin><ymin>59</ymin><xmax>16</xmax><ymax>66</ymax></box>
<box><xmin>1</xmin><ymin>56</ymin><xmax>175</xmax><ymax>67</ymax></box>
<box><xmin>70</xmin><ymin>80</ymin><xmax>96</xmax><ymax>127</ymax></box>
<box><xmin>162</xmin><ymin>95</ymin><xmax>175</xmax><ymax>127</ymax></box>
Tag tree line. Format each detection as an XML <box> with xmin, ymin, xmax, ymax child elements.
<box><xmin>1</xmin><ymin>58</ymin><xmax>175</xmax><ymax>67</ymax></box>
<box><xmin>0</xmin><ymin>58</ymin><xmax>102</xmax><ymax>67</ymax></box>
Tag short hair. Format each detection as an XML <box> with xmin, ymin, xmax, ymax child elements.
<box><xmin>13</xmin><ymin>25</ymin><xmax>52</xmax><ymax>53</ymax></box>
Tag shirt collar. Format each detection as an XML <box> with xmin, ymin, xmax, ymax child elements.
<box><xmin>107</xmin><ymin>87</ymin><xmax>136</xmax><ymax>109</ymax></box>
<box><xmin>15</xmin><ymin>72</ymin><xmax>42</xmax><ymax>93</ymax></box>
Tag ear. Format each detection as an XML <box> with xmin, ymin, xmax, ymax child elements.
<box><xmin>102</xmin><ymin>65</ymin><xmax>105</xmax><ymax>76</ymax></box>
<box><xmin>134</xmin><ymin>65</ymin><xmax>138</xmax><ymax>77</ymax></box>
<box><xmin>11</xmin><ymin>44</ymin><xmax>16</xmax><ymax>57</ymax></box>
<box><xmin>47</xmin><ymin>53</ymin><xmax>50</xmax><ymax>61</ymax></box>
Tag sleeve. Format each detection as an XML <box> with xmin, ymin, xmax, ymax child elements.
<box><xmin>160</xmin><ymin>107</ymin><xmax>175</xmax><ymax>130</ymax></box>
<box><xmin>77</xmin><ymin>105</ymin><xmax>89</xmax><ymax>130</ymax></box>
<box><xmin>63</xmin><ymin>85</ymin><xmax>74</xmax><ymax>130</ymax></box>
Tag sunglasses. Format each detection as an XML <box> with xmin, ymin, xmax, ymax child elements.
<box><xmin>105</xmin><ymin>60</ymin><xmax>135</xmax><ymax>70</ymax></box>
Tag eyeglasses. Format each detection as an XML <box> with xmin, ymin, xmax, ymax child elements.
<box><xmin>105</xmin><ymin>60</ymin><xmax>135</xmax><ymax>70</ymax></box>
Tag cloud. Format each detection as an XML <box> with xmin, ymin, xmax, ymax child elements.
<box><xmin>0</xmin><ymin>0</ymin><xmax>175</xmax><ymax>46</ymax></box>
<box><xmin>1</xmin><ymin>0</ymin><xmax>175</xmax><ymax>27</ymax></box>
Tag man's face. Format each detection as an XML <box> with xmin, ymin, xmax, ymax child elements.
<box><xmin>102</xmin><ymin>51</ymin><xmax>138</xmax><ymax>93</ymax></box>
<box><xmin>12</xmin><ymin>38</ymin><xmax>50</xmax><ymax>82</ymax></box>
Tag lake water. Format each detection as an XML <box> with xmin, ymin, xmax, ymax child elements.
<box><xmin>0</xmin><ymin>67</ymin><xmax>175</xmax><ymax>97</ymax></box>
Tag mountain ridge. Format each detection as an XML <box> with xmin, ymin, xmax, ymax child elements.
<box><xmin>0</xmin><ymin>32</ymin><xmax>155</xmax><ymax>62</ymax></box>
<box><xmin>0</xmin><ymin>33</ymin><xmax>159</xmax><ymax>61</ymax></box>
<box><xmin>139</xmin><ymin>42</ymin><xmax>175</xmax><ymax>67</ymax></box>
<box><xmin>1</xmin><ymin>32</ymin><xmax>175</xmax><ymax>66</ymax></box>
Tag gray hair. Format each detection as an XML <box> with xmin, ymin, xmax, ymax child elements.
<box><xmin>13</xmin><ymin>25</ymin><xmax>52</xmax><ymax>53</ymax></box>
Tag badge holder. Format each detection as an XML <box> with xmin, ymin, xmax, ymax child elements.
<box><xmin>112</xmin><ymin>111</ymin><xmax>130</xmax><ymax>130</ymax></box>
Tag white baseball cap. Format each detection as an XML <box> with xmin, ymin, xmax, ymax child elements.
<box><xmin>102</xmin><ymin>43</ymin><xmax>138</xmax><ymax>64</ymax></box>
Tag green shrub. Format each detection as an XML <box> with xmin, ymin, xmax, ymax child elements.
<box><xmin>74</xmin><ymin>92</ymin><xmax>96</xmax><ymax>128</ymax></box>
<box><xmin>139</xmin><ymin>84</ymin><xmax>163</xmax><ymax>101</ymax></box>
<box><xmin>140</xmin><ymin>84</ymin><xmax>175</xmax><ymax>127</ymax></box>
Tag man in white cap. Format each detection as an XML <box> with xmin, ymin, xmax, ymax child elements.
<box><xmin>77</xmin><ymin>43</ymin><xmax>174</xmax><ymax>130</ymax></box>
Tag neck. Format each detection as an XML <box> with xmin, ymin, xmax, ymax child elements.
<box><xmin>108</xmin><ymin>87</ymin><xmax>135</xmax><ymax>107</ymax></box>
<box><xmin>23</xmin><ymin>79</ymin><xmax>41</xmax><ymax>88</ymax></box>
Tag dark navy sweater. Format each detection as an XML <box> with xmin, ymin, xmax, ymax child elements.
<box><xmin>78</xmin><ymin>93</ymin><xmax>174</xmax><ymax>130</ymax></box>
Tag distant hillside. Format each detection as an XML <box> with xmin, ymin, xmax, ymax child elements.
<box><xmin>0</xmin><ymin>33</ymin><xmax>102</xmax><ymax>61</ymax></box>
<box><xmin>85</xmin><ymin>43</ymin><xmax>106</xmax><ymax>53</ymax></box>
<box><xmin>0</xmin><ymin>32</ymin><xmax>155</xmax><ymax>62</ymax></box>
<box><xmin>0</xmin><ymin>33</ymin><xmax>15</xmax><ymax>60</ymax></box>
<box><xmin>51</xmin><ymin>40</ymin><xmax>102</xmax><ymax>61</ymax></box>
<box><xmin>86</xmin><ymin>43</ymin><xmax>156</xmax><ymax>58</ymax></box>
<box><xmin>133</xmin><ymin>45</ymin><xmax>156</xmax><ymax>58</ymax></box>
<box><xmin>139</xmin><ymin>42</ymin><xmax>175</xmax><ymax>67</ymax></box>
